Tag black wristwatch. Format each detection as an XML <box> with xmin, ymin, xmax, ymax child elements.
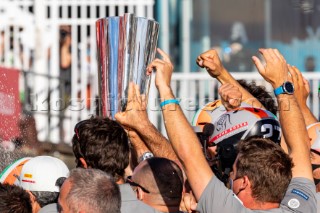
<box><xmin>274</xmin><ymin>81</ymin><xmax>294</xmax><ymax>96</ymax></box>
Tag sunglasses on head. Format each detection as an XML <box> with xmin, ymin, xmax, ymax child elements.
<box><xmin>126</xmin><ymin>176</ymin><xmax>150</xmax><ymax>193</ymax></box>
<box><xmin>311</xmin><ymin>149</ymin><xmax>320</xmax><ymax>156</ymax></box>
<box><xmin>74</xmin><ymin>120</ymin><xmax>89</xmax><ymax>140</ymax></box>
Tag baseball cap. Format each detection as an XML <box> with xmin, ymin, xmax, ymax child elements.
<box><xmin>0</xmin><ymin>157</ymin><xmax>32</xmax><ymax>185</ymax></box>
<box><xmin>19</xmin><ymin>156</ymin><xmax>69</xmax><ymax>192</ymax></box>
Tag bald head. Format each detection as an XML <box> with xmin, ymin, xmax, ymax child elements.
<box><xmin>132</xmin><ymin>157</ymin><xmax>183</xmax><ymax>206</ymax></box>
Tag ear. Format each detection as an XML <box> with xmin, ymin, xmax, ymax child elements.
<box><xmin>240</xmin><ymin>175</ymin><xmax>250</xmax><ymax>191</ymax></box>
<box><xmin>136</xmin><ymin>187</ymin><xmax>145</xmax><ymax>201</ymax></box>
<box><xmin>79</xmin><ymin>158</ymin><xmax>88</xmax><ymax>168</ymax></box>
<box><xmin>27</xmin><ymin>191</ymin><xmax>41</xmax><ymax>212</ymax></box>
<box><xmin>27</xmin><ymin>191</ymin><xmax>36</xmax><ymax>202</ymax></box>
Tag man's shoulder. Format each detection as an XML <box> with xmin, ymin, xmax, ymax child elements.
<box><xmin>119</xmin><ymin>184</ymin><xmax>163</xmax><ymax>213</ymax></box>
<box><xmin>38</xmin><ymin>203</ymin><xmax>58</xmax><ymax>213</ymax></box>
<box><xmin>196</xmin><ymin>176</ymin><xmax>245</xmax><ymax>212</ymax></box>
<box><xmin>119</xmin><ymin>183</ymin><xmax>137</xmax><ymax>202</ymax></box>
<box><xmin>317</xmin><ymin>193</ymin><xmax>320</xmax><ymax>213</ymax></box>
<box><xmin>280</xmin><ymin>177</ymin><xmax>317</xmax><ymax>213</ymax></box>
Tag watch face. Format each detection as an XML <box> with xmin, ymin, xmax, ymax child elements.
<box><xmin>284</xmin><ymin>82</ymin><xmax>294</xmax><ymax>94</ymax></box>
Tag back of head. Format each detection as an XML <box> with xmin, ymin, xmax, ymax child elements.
<box><xmin>236</xmin><ymin>137</ymin><xmax>293</xmax><ymax>203</ymax></box>
<box><xmin>19</xmin><ymin>156</ymin><xmax>69</xmax><ymax>207</ymax></box>
<box><xmin>66</xmin><ymin>168</ymin><xmax>120</xmax><ymax>213</ymax></box>
<box><xmin>72</xmin><ymin>117</ymin><xmax>129</xmax><ymax>180</ymax></box>
<box><xmin>237</xmin><ymin>80</ymin><xmax>277</xmax><ymax>115</ymax></box>
<box><xmin>0</xmin><ymin>183</ymin><xmax>32</xmax><ymax>213</ymax></box>
<box><xmin>135</xmin><ymin>157</ymin><xmax>183</xmax><ymax>206</ymax></box>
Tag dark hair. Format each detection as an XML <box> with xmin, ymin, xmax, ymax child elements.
<box><xmin>237</xmin><ymin>80</ymin><xmax>277</xmax><ymax>115</ymax></box>
<box><xmin>31</xmin><ymin>176</ymin><xmax>66</xmax><ymax>208</ymax></box>
<box><xmin>236</xmin><ymin>137</ymin><xmax>293</xmax><ymax>203</ymax></box>
<box><xmin>0</xmin><ymin>183</ymin><xmax>32</xmax><ymax>213</ymax></box>
<box><xmin>31</xmin><ymin>191</ymin><xmax>59</xmax><ymax>208</ymax></box>
<box><xmin>72</xmin><ymin>117</ymin><xmax>129</xmax><ymax>180</ymax></box>
<box><xmin>66</xmin><ymin>168</ymin><xmax>121</xmax><ymax>213</ymax></box>
<box><xmin>138</xmin><ymin>157</ymin><xmax>183</xmax><ymax>205</ymax></box>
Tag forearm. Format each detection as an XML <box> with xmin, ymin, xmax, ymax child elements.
<box><xmin>128</xmin><ymin>131</ymin><xmax>150</xmax><ymax>168</ymax></box>
<box><xmin>135</xmin><ymin>122</ymin><xmax>178</xmax><ymax>162</ymax></box>
<box><xmin>280</xmin><ymin>136</ymin><xmax>289</xmax><ymax>154</ymax></box>
<box><xmin>129</xmin><ymin>135</ymin><xmax>150</xmax><ymax>157</ymax></box>
<box><xmin>217</xmin><ymin>69</ymin><xmax>265</xmax><ymax>109</ymax></box>
<box><xmin>300</xmin><ymin>104</ymin><xmax>318</xmax><ymax>127</ymax></box>
<box><xmin>277</xmin><ymin>95</ymin><xmax>313</xmax><ymax>180</ymax></box>
<box><xmin>159</xmin><ymin>87</ymin><xmax>213</xmax><ymax>200</ymax></box>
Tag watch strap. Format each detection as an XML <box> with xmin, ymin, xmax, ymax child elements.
<box><xmin>274</xmin><ymin>85</ymin><xmax>284</xmax><ymax>96</ymax></box>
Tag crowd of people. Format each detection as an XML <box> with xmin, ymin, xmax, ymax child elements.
<box><xmin>0</xmin><ymin>47</ymin><xmax>319</xmax><ymax>213</ymax></box>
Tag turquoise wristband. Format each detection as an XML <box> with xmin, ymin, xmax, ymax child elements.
<box><xmin>160</xmin><ymin>99</ymin><xmax>180</xmax><ymax>108</ymax></box>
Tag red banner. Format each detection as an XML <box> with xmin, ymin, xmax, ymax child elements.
<box><xmin>0</xmin><ymin>67</ymin><xmax>21</xmax><ymax>140</ymax></box>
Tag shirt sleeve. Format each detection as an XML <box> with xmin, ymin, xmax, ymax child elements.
<box><xmin>280</xmin><ymin>177</ymin><xmax>317</xmax><ymax>213</ymax></box>
<box><xmin>196</xmin><ymin>176</ymin><xmax>254</xmax><ymax>213</ymax></box>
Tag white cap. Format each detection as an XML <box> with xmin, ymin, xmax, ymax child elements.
<box><xmin>19</xmin><ymin>156</ymin><xmax>69</xmax><ymax>192</ymax></box>
<box><xmin>0</xmin><ymin>157</ymin><xmax>32</xmax><ymax>185</ymax></box>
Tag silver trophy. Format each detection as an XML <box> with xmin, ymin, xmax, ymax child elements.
<box><xmin>96</xmin><ymin>13</ymin><xmax>159</xmax><ymax>119</ymax></box>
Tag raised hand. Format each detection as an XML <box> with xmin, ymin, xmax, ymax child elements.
<box><xmin>196</xmin><ymin>49</ymin><xmax>226</xmax><ymax>79</ymax></box>
<box><xmin>115</xmin><ymin>82</ymin><xmax>149</xmax><ymax>131</ymax></box>
<box><xmin>180</xmin><ymin>191</ymin><xmax>198</xmax><ymax>213</ymax></box>
<box><xmin>287</xmin><ymin>65</ymin><xmax>317</xmax><ymax>126</ymax></box>
<box><xmin>252</xmin><ymin>49</ymin><xmax>289</xmax><ymax>89</ymax></box>
<box><xmin>287</xmin><ymin>65</ymin><xmax>310</xmax><ymax>107</ymax></box>
<box><xmin>218</xmin><ymin>83</ymin><xmax>242</xmax><ymax>111</ymax></box>
<box><xmin>146</xmin><ymin>48</ymin><xmax>174</xmax><ymax>94</ymax></box>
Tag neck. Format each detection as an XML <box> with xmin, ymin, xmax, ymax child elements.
<box><xmin>149</xmin><ymin>203</ymin><xmax>180</xmax><ymax>213</ymax></box>
<box><xmin>240</xmin><ymin>189</ymin><xmax>279</xmax><ymax>210</ymax></box>
<box><xmin>144</xmin><ymin>197</ymin><xmax>180</xmax><ymax>213</ymax></box>
<box><xmin>247</xmin><ymin>201</ymin><xmax>279</xmax><ymax>210</ymax></box>
<box><xmin>32</xmin><ymin>201</ymin><xmax>41</xmax><ymax>213</ymax></box>
<box><xmin>28</xmin><ymin>191</ymin><xmax>41</xmax><ymax>213</ymax></box>
<box><xmin>116</xmin><ymin>177</ymin><xmax>125</xmax><ymax>184</ymax></box>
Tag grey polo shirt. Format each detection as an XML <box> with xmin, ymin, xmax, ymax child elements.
<box><xmin>119</xmin><ymin>183</ymin><xmax>163</xmax><ymax>213</ymax></box>
<box><xmin>196</xmin><ymin>176</ymin><xmax>317</xmax><ymax>213</ymax></box>
<box><xmin>38</xmin><ymin>203</ymin><xmax>58</xmax><ymax>213</ymax></box>
<box><xmin>316</xmin><ymin>193</ymin><xmax>320</xmax><ymax>213</ymax></box>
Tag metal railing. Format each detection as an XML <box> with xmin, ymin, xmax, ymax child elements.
<box><xmin>16</xmin><ymin>69</ymin><xmax>320</xmax><ymax>142</ymax></box>
<box><xmin>148</xmin><ymin>72</ymin><xmax>320</xmax><ymax>135</ymax></box>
